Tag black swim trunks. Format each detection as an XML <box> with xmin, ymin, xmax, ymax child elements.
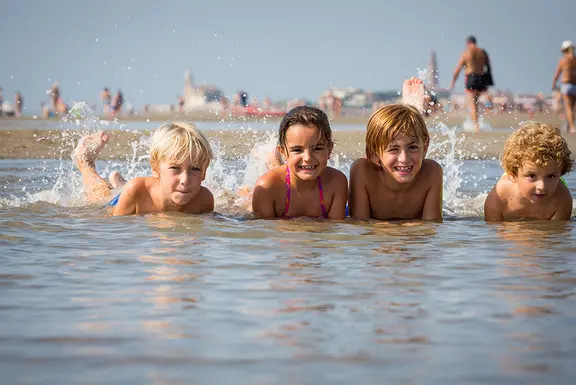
<box><xmin>465</xmin><ymin>74</ymin><xmax>490</xmax><ymax>92</ymax></box>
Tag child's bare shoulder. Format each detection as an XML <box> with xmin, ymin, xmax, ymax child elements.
<box><xmin>121</xmin><ymin>176</ymin><xmax>154</xmax><ymax>198</ymax></box>
<box><xmin>186</xmin><ymin>186</ymin><xmax>214</xmax><ymax>213</ymax></box>
<box><xmin>350</xmin><ymin>158</ymin><xmax>376</xmax><ymax>180</ymax></box>
<box><xmin>323</xmin><ymin>166</ymin><xmax>348</xmax><ymax>185</ymax></box>
<box><xmin>255</xmin><ymin>166</ymin><xmax>286</xmax><ymax>190</ymax></box>
<box><xmin>421</xmin><ymin>159</ymin><xmax>443</xmax><ymax>177</ymax></box>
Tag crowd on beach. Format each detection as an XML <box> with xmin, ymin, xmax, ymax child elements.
<box><xmin>2</xmin><ymin>36</ymin><xmax>575</xmax><ymax>134</ymax></box>
<box><xmin>72</xmin><ymin>76</ymin><xmax>574</xmax><ymax>222</ymax></box>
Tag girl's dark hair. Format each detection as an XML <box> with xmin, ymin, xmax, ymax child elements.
<box><xmin>278</xmin><ymin>106</ymin><xmax>332</xmax><ymax>149</ymax></box>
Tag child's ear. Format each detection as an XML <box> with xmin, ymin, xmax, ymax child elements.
<box><xmin>277</xmin><ymin>145</ymin><xmax>287</xmax><ymax>161</ymax></box>
<box><xmin>423</xmin><ymin>137</ymin><xmax>430</xmax><ymax>155</ymax></box>
<box><xmin>507</xmin><ymin>173</ymin><xmax>517</xmax><ymax>183</ymax></box>
<box><xmin>368</xmin><ymin>154</ymin><xmax>381</xmax><ymax>166</ymax></box>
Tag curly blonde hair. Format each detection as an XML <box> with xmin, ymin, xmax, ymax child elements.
<box><xmin>366</xmin><ymin>104</ymin><xmax>429</xmax><ymax>166</ymax></box>
<box><xmin>502</xmin><ymin>122</ymin><xmax>573</xmax><ymax>176</ymax></box>
<box><xmin>149</xmin><ymin>122</ymin><xmax>213</xmax><ymax>170</ymax></box>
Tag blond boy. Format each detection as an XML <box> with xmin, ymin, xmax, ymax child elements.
<box><xmin>349</xmin><ymin>78</ymin><xmax>443</xmax><ymax>220</ymax></box>
<box><xmin>74</xmin><ymin>122</ymin><xmax>214</xmax><ymax>216</ymax></box>
<box><xmin>484</xmin><ymin>123</ymin><xmax>573</xmax><ymax>221</ymax></box>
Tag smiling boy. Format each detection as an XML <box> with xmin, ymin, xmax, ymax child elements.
<box><xmin>484</xmin><ymin>122</ymin><xmax>574</xmax><ymax>221</ymax></box>
<box><xmin>349</xmin><ymin>78</ymin><xmax>443</xmax><ymax>220</ymax></box>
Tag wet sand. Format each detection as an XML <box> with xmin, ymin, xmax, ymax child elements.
<box><xmin>2</xmin><ymin>126</ymin><xmax>575</xmax><ymax>161</ymax></box>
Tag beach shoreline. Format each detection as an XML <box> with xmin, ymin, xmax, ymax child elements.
<box><xmin>2</xmin><ymin>127</ymin><xmax>575</xmax><ymax>161</ymax></box>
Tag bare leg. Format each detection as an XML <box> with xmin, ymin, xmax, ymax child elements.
<box><xmin>73</xmin><ymin>132</ymin><xmax>113</xmax><ymax>203</ymax></box>
<box><xmin>562</xmin><ymin>94</ymin><xmax>576</xmax><ymax>133</ymax></box>
<box><xmin>466</xmin><ymin>90</ymin><xmax>481</xmax><ymax>132</ymax></box>
<box><xmin>402</xmin><ymin>77</ymin><xmax>426</xmax><ymax>112</ymax></box>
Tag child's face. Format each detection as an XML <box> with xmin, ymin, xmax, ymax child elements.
<box><xmin>279</xmin><ymin>124</ymin><xmax>331</xmax><ymax>181</ymax></box>
<box><xmin>376</xmin><ymin>134</ymin><xmax>428</xmax><ymax>183</ymax></box>
<box><xmin>512</xmin><ymin>161</ymin><xmax>563</xmax><ymax>203</ymax></box>
<box><xmin>154</xmin><ymin>155</ymin><xmax>206</xmax><ymax>206</ymax></box>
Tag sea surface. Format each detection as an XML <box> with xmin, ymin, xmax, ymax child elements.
<box><xmin>0</xmin><ymin>119</ymin><xmax>575</xmax><ymax>384</ymax></box>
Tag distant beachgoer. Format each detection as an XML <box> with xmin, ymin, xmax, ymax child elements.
<box><xmin>178</xmin><ymin>95</ymin><xmax>185</xmax><ymax>112</ymax></box>
<box><xmin>50</xmin><ymin>83</ymin><xmax>60</xmax><ymax>113</ymax></box>
<box><xmin>552</xmin><ymin>40</ymin><xmax>576</xmax><ymax>134</ymax></box>
<box><xmin>0</xmin><ymin>87</ymin><xmax>4</xmax><ymax>116</ymax></box>
<box><xmin>111</xmin><ymin>90</ymin><xmax>124</xmax><ymax>116</ymax></box>
<box><xmin>72</xmin><ymin>122</ymin><xmax>214</xmax><ymax>216</ymax></box>
<box><xmin>15</xmin><ymin>92</ymin><xmax>23</xmax><ymax>116</ymax></box>
<box><xmin>101</xmin><ymin>88</ymin><xmax>112</xmax><ymax>115</ymax></box>
<box><xmin>449</xmin><ymin>36</ymin><xmax>494</xmax><ymax>132</ymax></box>
<box><xmin>484</xmin><ymin>122</ymin><xmax>573</xmax><ymax>221</ymax></box>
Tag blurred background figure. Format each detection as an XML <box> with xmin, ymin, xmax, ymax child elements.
<box><xmin>552</xmin><ymin>40</ymin><xmax>576</xmax><ymax>133</ymax></box>
<box><xmin>111</xmin><ymin>89</ymin><xmax>124</xmax><ymax>116</ymax></box>
<box><xmin>15</xmin><ymin>91</ymin><xmax>23</xmax><ymax>116</ymax></box>
<box><xmin>100</xmin><ymin>87</ymin><xmax>111</xmax><ymax>115</ymax></box>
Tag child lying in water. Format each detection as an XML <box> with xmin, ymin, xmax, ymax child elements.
<box><xmin>252</xmin><ymin>106</ymin><xmax>349</xmax><ymax>219</ymax></box>
<box><xmin>73</xmin><ymin>122</ymin><xmax>214</xmax><ymax>216</ymax></box>
<box><xmin>484</xmin><ymin>122</ymin><xmax>574</xmax><ymax>221</ymax></box>
<box><xmin>349</xmin><ymin>77</ymin><xmax>443</xmax><ymax>220</ymax></box>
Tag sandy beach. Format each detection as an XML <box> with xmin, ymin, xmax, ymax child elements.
<box><xmin>0</xmin><ymin>112</ymin><xmax>574</xmax><ymax>161</ymax></box>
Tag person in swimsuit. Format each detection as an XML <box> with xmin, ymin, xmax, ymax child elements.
<box><xmin>252</xmin><ymin>106</ymin><xmax>348</xmax><ymax>219</ymax></box>
<box><xmin>484</xmin><ymin>122</ymin><xmax>573</xmax><ymax>221</ymax></box>
<box><xmin>552</xmin><ymin>40</ymin><xmax>576</xmax><ymax>134</ymax></box>
<box><xmin>72</xmin><ymin>121</ymin><xmax>215</xmax><ymax>216</ymax></box>
<box><xmin>450</xmin><ymin>36</ymin><xmax>494</xmax><ymax>132</ymax></box>
<box><xmin>349</xmin><ymin>77</ymin><xmax>443</xmax><ymax>221</ymax></box>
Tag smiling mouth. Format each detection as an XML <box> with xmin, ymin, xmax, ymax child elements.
<box><xmin>394</xmin><ymin>166</ymin><xmax>413</xmax><ymax>173</ymax></box>
<box><xmin>299</xmin><ymin>165</ymin><xmax>317</xmax><ymax>170</ymax></box>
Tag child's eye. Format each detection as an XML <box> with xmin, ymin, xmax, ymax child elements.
<box><xmin>548</xmin><ymin>174</ymin><xmax>557</xmax><ymax>179</ymax></box>
<box><xmin>291</xmin><ymin>149</ymin><xmax>303</xmax><ymax>153</ymax></box>
<box><xmin>409</xmin><ymin>145</ymin><xmax>420</xmax><ymax>150</ymax></box>
<box><xmin>314</xmin><ymin>146</ymin><xmax>324</xmax><ymax>151</ymax></box>
<box><xmin>191</xmin><ymin>167</ymin><xmax>202</xmax><ymax>172</ymax></box>
<box><xmin>526</xmin><ymin>174</ymin><xmax>536</xmax><ymax>179</ymax></box>
<box><xmin>387</xmin><ymin>148</ymin><xmax>399</xmax><ymax>153</ymax></box>
<box><xmin>169</xmin><ymin>166</ymin><xmax>180</xmax><ymax>171</ymax></box>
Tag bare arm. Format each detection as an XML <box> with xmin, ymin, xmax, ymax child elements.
<box><xmin>551</xmin><ymin>183</ymin><xmax>573</xmax><ymax>220</ymax></box>
<box><xmin>194</xmin><ymin>187</ymin><xmax>214</xmax><ymax>214</ymax></box>
<box><xmin>112</xmin><ymin>181</ymin><xmax>138</xmax><ymax>216</ymax></box>
<box><xmin>552</xmin><ymin>60</ymin><xmax>563</xmax><ymax>90</ymax></box>
<box><xmin>421</xmin><ymin>161</ymin><xmax>443</xmax><ymax>221</ymax></box>
<box><xmin>348</xmin><ymin>159</ymin><xmax>371</xmax><ymax>220</ymax></box>
<box><xmin>449</xmin><ymin>53</ymin><xmax>466</xmax><ymax>90</ymax></box>
<box><xmin>327</xmin><ymin>171</ymin><xmax>348</xmax><ymax>220</ymax></box>
<box><xmin>484</xmin><ymin>187</ymin><xmax>503</xmax><ymax>222</ymax></box>
<box><xmin>252</xmin><ymin>179</ymin><xmax>277</xmax><ymax>219</ymax></box>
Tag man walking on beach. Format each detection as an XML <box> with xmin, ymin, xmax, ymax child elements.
<box><xmin>450</xmin><ymin>36</ymin><xmax>494</xmax><ymax>132</ymax></box>
<box><xmin>552</xmin><ymin>40</ymin><xmax>576</xmax><ymax>134</ymax></box>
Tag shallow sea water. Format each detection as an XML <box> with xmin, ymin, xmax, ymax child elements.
<box><xmin>1</xmin><ymin>125</ymin><xmax>576</xmax><ymax>384</ymax></box>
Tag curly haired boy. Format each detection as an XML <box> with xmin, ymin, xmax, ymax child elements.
<box><xmin>484</xmin><ymin>122</ymin><xmax>574</xmax><ymax>221</ymax></box>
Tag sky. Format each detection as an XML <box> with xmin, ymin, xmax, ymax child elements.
<box><xmin>0</xmin><ymin>0</ymin><xmax>574</xmax><ymax>113</ymax></box>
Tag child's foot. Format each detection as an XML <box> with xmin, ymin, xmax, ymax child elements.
<box><xmin>402</xmin><ymin>77</ymin><xmax>426</xmax><ymax>112</ymax></box>
<box><xmin>108</xmin><ymin>170</ymin><xmax>127</xmax><ymax>189</ymax></box>
<box><xmin>73</xmin><ymin>132</ymin><xmax>109</xmax><ymax>167</ymax></box>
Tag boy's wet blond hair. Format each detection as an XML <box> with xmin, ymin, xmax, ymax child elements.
<box><xmin>366</xmin><ymin>104</ymin><xmax>429</xmax><ymax>165</ymax></box>
<box><xmin>149</xmin><ymin>122</ymin><xmax>213</xmax><ymax>170</ymax></box>
<box><xmin>502</xmin><ymin>122</ymin><xmax>573</xmax><ymax>176</ymax></box>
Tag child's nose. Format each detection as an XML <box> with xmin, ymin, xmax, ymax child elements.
<box><xmin>398</xmin><ymin>150</ymin><xmax>408</xmax><ymax>162</ymax></box>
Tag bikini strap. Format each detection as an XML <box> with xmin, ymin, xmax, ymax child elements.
<box><xmin>284</xmin><ymin>166</ymin><xmax>327</xmax><ymax>218</ymax></box>
<box><xmin>284</xmin><ymin>166</ymin><xmax>291</xmax><ymax>216</ymax></box>
<box><xmin>317</xmin><ymin>176</ymin><xmax>327</xmax><ymax>218</ymax></box>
